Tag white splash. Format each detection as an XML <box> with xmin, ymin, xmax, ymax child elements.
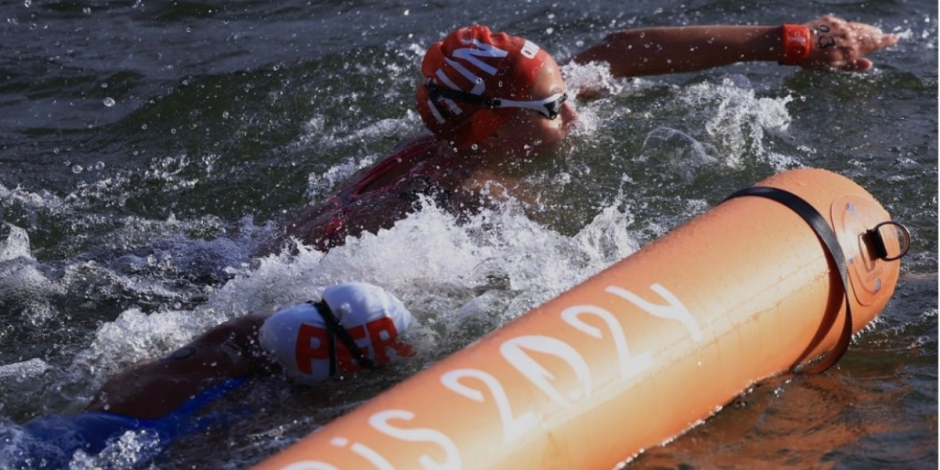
<box><xmin>0</xmin><ymin>223</ymin><xmax>64</xmax><ymax>325</ymax></box>
<box><xmin>0</xmin><ymin>359</ymin><xmax>50</xmax><ymax>380</ymax></box>
<box><xmin>677</xmin><ymin>77</ymin><xmax>799</xmax><ymax>171</ymax></box>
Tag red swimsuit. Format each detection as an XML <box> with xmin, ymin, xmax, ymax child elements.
<box><xmin>308</xmin><ymin>138</ymin><xmax>440</xmax><ymax>251</ymax></box>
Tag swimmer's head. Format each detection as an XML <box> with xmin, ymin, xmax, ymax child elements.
<box><xmin>259</xmin><ymin>282</ymin><xmax>414</xmax><ymax>384</ymax></box>
<box><xmin>416</xmin><ymin>26</ymin><xmax>560</xmax><ymax>148</ymax></box>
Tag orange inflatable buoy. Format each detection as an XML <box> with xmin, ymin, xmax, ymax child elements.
<box><xmin>250</xmin><ymin>168</ymin><xmax>907</xmax><ymax>470</ymax></box>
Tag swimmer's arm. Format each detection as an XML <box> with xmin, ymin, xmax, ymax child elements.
<box><xmin>573</xmin><ymin>25</ymin><xmax>780</xmax><ymax>77</ymax></box>
<box><xmin>192</xmin><ymin>313</ymin><xmax>274</xmax><ymax>371</ymax></box>
<box><xmin>85</xmin><ymin>314</ymin><xmax>274</xmax><ymax>420</ymax></box>
<box><xmin>571</xmin><ymin>16</ymin><xmax>897</xmax><ymax>77</ymax></box>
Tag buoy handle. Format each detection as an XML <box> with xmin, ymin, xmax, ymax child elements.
<box><xmin>866</xmin><ymin>221</ymin><xmax>911</xmax><ymax>262</ymax></box>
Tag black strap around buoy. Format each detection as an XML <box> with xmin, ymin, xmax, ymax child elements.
<box><xmin>311</xmin><ymin>300</ymin><xmax>376</xmax><ymax>376</ymax></box>
<box><xmin>722</xmin><ymin>186</ymin><xmax>853</xmax><ymax>375</ymax></box>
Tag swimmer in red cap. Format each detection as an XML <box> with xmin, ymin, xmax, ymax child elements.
<box><xmin>283</xmin><ymin>16</ymin><xmax>898</xmax><ymax>252</ymax></box>
<box><xmin>15</xmin><ymin>282</ymin><xmax>415</xmax><ymax>467</ymax></box>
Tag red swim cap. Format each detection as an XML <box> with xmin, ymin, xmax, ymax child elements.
<box><xmin>415</xmin><ymin>26</ymin><xmax>551</xmax><ymax>148</ymax></box>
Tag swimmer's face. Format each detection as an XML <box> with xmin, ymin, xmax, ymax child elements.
<box><xmin>488</xmin><ymin>55</ymin><xmax>580</xmax><ymax>160</ymax></box>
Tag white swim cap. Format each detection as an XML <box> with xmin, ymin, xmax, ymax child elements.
<box><xmin>258</xmin><ymin>282</ymin><xmax>414</xmax><ymax>384</ymax></box>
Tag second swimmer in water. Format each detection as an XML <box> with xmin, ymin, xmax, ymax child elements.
<box><xmin>13</xmin><ymin>282</ymin><xmax>415</xmax><ymax>468</ymax></box>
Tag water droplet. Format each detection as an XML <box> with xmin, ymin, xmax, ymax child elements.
<box><xmin>101</xmin><ymin>83</ymin><xmax>108</xmax><ymax>88</ymax></box>
<box><xmin>95</xmin><ymin>161</ymin><xmax>105</xmax><ymax>170</ymax></box>
<box><xmin>103</xmin><ymin>97</ymin><xmax>115</xmax><ymax>107</ymax></box>
<box><xmin>141</xmin><ymin>124</ymin><xmax>148</xmax><ymax>130</ymax></box>
<box><xmin>471</xmin><ymin>144</ymin><xmax>478</xmax><ymax>150</ymax></box>
<box><xmin>403</xmin><ymin>9</ymin><xmax>409</xmax><ymax>15</ymax></box>
<box><xmin>71</xmin><ymin>164</ymin><xmax>83</xmax><ymax>174</ymax></box>
<box><xmin>83</xmin><ymin>6</ymin><xmax>90</xmax><ymax>14</ymax></box>
<box><xmin>23</xmin><ymin>0</ymin><xmax>31</xmax><ymax>7</ymax></box>
<box><xmin>222</xmin><ymin>111</ymin><xmax>230</xmax><ymax>119</ymax></box>
<box><xmin>170</xmin><ymin>128</ymin><xmax>177</xmax><ymax>135</ymax></box>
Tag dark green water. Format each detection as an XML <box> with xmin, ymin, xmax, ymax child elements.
<box><xmin>0</xmin><ymin>0</ymin><xmax>936</xmax><ymax>468</ymax></box>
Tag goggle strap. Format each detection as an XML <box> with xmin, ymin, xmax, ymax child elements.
<box><xmin>427</xmin><ymin>80</ymin><xmax>502</xmax><ymax>108</ymax></box>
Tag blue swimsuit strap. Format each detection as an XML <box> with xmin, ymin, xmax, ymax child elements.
<box><xmin>167</xmin><ymin>375</ymin><xmax>249</xmax><ymax>419</ymax></box>
<box><xmin>142</xmin><ymin>375</ymin><xmax>251</xmax><ymax>438</ymax></box>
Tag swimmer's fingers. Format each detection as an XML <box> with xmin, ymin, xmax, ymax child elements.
<box><xmin>839</xmin><ymin>58</ymin><xmax>874</xmax><ymax>73</ymax></box>
<box><xmin>849</xmin><ymin>21</ymin><xmax>900</xmax><ymax>55</ymax></box>
<box><xmin>800</xmin><ymin>15</ymin><xmax>899</xmax><ymax>72</ymax></box>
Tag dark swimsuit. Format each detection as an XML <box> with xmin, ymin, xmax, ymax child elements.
<box><xmin>313</xmin><ymin>138</ymin><xmax>454</xmax><ymax>250</ymax></box>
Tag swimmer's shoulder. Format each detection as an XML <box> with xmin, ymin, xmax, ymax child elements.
<box><xmin>390</xmin><ymin>128</ymin><xmax>438</xmax><ymax>153</ymax></box>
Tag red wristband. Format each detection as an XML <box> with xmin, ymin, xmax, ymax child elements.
<box><xmin>781</xmin><ymin>24</ymin><xmax>811</xmax><ymax>65</ymax></box>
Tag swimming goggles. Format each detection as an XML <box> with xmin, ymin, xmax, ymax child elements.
<box><xmin>426</xmin><ymin>80</ymin><xmax>567</xmax><ymax>120</ymax></box>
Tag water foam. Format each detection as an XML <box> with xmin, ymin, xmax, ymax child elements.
<box><xmin>677</xmin><ymin>77</ymin><xmax>800</xmax><ymax>171</ymax></box>
<box><xmin>0</xmin><ymin>224</ymin><xmax>64</xmax><ymax>325</ymax></box>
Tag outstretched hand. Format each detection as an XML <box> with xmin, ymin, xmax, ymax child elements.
<box><xmin>801</xmin><ymin>15</ymin><xmax>899</xmax><ymax>72</ymax></box>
